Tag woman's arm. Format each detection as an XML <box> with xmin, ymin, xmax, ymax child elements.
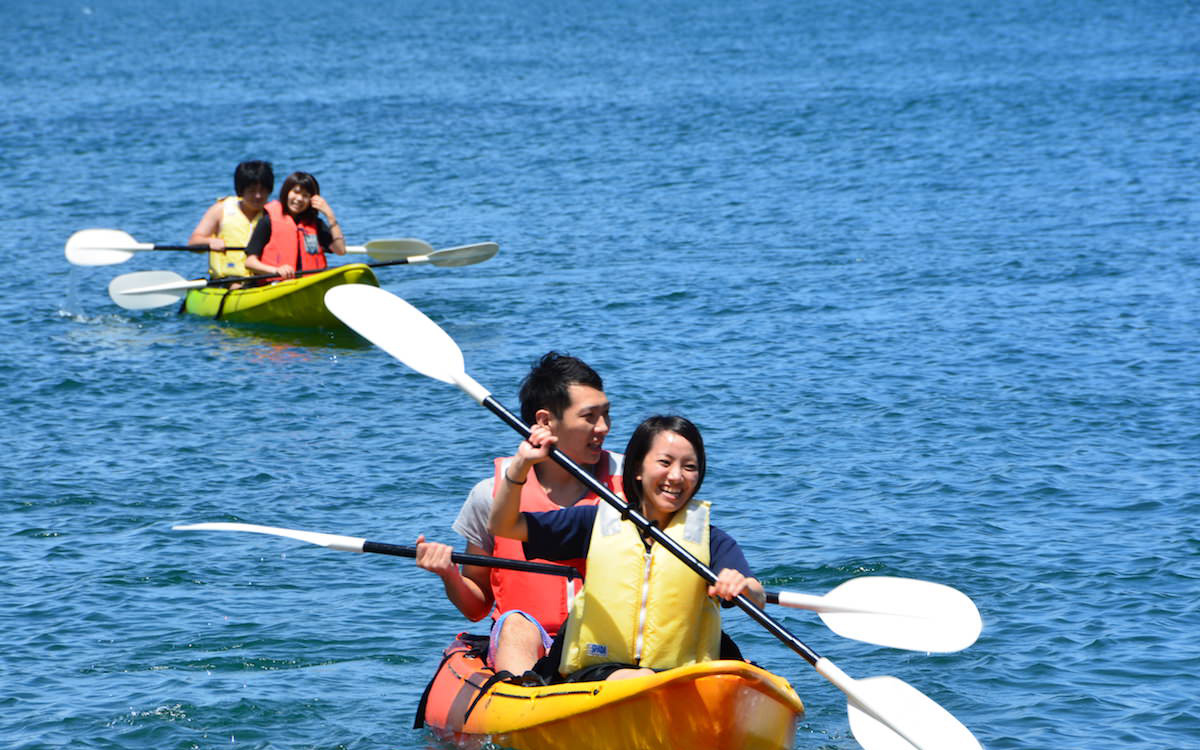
<box><xmin>709</xmin><ymin>569</ymin><xmax>765</xmax><ymax>609</ymax></box>
<box><xmin>708</xmin><ymin>527</ymin><xmax>765</xmax><ymax>607</ymax></box>
<box><xmin>311</xmin><ymin>195</ymin><xmax>346</xmax><ymax>255</ymax></box>
<box><xmin>243</xmin><ymin>215</ymin><xmax>295</xmax><ymax>278</ymax></box>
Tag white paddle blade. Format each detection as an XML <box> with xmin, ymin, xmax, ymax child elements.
<box><xmin>65</xmin><ymin>229</ymin><xmax>147</xmax><ymax>266</ymax></box>
<box><xmin>173</xmin><ymin>522</ymin><xmax>366</xmax><ymax>553</ymax></box>
<box><xmin>804</xmin><ymin>576</ymin><xmax>982</xmax><ymax>653</ymax></box>
<box><xmin>429</xmin><ymin>242</ymin><xmax>499</xmax><ymax>267</ymax></box>
<box><xmin>108</xmin><ymin>271</ymin><xmax>195</xmax><ymax>310</ymax></box>
<box><xmin>324</xmin><ymin>285</ymin><xmax>468</xmax><ymax>387</ymax></box>
<box><xmin>352</xmin><ymin>238</ymin><xmax>435</xmax><ymax>260</ymax></box>
<box><xmin>847</xmin><ymin>676</ymin><xmax>982</xmax><ymax>750</ymax></box>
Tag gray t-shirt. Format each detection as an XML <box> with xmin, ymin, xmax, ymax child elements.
<box><xmin>452</xmin><ymin>474</ymin><xmax>501</xmax><ymax>553</ymax></box>
<box><xmin>451</xmin><ymin>453</ymin><xmax>625</xmax><ymax>554</ymax></box>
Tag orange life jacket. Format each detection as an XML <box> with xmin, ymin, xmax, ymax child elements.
<box><xmin>260</xmin><ymin>200</ymin><xmax>327</xmax><ymax>279</ymax></box>
<box><xmin>489</xmin><ymin>452</ymin><xmax>623</xmax><ymax>637</ymax></box>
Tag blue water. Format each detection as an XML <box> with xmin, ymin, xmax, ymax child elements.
<box><xmin>3</xmin><ymin>1</ymin><xmax>1197</xmax><ymax>748</ymax></box>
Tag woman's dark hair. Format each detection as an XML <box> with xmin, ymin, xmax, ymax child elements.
<box><xmin>622</xmin><ymin>415</ymin><xmax>706</xmax><ymax>513</ymax></box>
<box><xmin>233</xmin><ymin>161</ymin><xmax>274</xmax><ymax>196</ymax></box>
<box><xmin>278</xmin><ymin>171</ymin><xmax>321</xmax><ymax>219</ymax></box>
<box><xmin>518</xmin><ymin>351</ymin><xmax>604</xmax><ymax>426</ymax></box>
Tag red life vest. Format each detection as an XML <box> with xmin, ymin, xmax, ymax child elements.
<box><xmin>260</xmin><ymin>200</ymin><xmax>327</xmax><ymax>278</ymax></box>
<box><xmin>489</xmin><ymin>452</ymin><xmax>623</xmax><ymax>637</ymax></box>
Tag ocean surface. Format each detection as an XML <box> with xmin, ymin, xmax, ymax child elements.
<box><xmin>2</xmin><ymin>0</ymin><xmax>1197</xmax><ymax>748</ymax></box>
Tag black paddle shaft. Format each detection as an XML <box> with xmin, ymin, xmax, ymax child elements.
<box><xmin>360</xmin><ymin>540</ymin><xmax>581</xmax><ymax>579</ymax></box>
<box><xmin>206</xmin><ymin>258</ymin><xmax>415</xmax><ymax>287</ymax></box>
<box><xmin>479</xmin><ymin>395</ymin><xmax>824</xmax><ymax>667</ymax></box>
<box><xmin>151</xmin><ymin>244</ymin><xmax>229</xmax><ymax>251</ymax></box>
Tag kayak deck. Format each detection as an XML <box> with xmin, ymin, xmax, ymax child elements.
<box><xmin>183</xmin><ymin>264</ymin><xmax>378</xmax><ymax>329</ymax></box>
<box><xmin>420</xmin><ymin>634</ymin><xmax>804</xmax><ymax>750</ymax></box>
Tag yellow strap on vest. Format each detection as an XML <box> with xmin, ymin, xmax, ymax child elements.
<box><xmin>561</xmin><ymin>498</ymin><xmax>722</xmax><ymax>674</ymax></box>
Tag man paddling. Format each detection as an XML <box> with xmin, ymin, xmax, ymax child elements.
<box><xmin>187</xmin><ymin>160</ymin><xmax>274</xmax><ymax>285</ymax></box>
<box><xmin>415</xmin><ymin>352</ymin><xmax>622</xmax><ymax>683</ymax></box>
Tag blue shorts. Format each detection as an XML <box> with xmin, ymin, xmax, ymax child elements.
<box><xmin>488</xmin><ymin>609</ymin><xmax>553</xmax><ymax>668</ymax></box>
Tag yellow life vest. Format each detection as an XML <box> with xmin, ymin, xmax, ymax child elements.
<box><xmin>560</xmin><ymin>498</ymin><xmax>722</xmax><ymax>673</ymax></box>
<box><xmin>207</xmin><ymin>196</ymin><xmax>260</xmax><ymax>278</ymax></box>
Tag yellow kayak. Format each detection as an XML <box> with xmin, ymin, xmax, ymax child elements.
<box><xmin>418</xmin><ymin>634</ymin><xmax>805</xmax><ymax>750</ymax></box>
<box><xmin>183</xmin><ymin>264</ymin><xmax>378</xmax><ymax>328</ymax></box>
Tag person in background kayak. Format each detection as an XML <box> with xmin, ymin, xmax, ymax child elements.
<box><xmin>243</xmin><ymin>171</ymin><xmax>346</xmax><ymax>281</ymax></box>
<box><xmin>187</xmin><ymin>160</ymin><xmax>274</xmax><ymax>285</ymax></box>
<box><xmin>490</xmin><ymin>414</ymin><xmax>763</xmax><ymax>683</ymax></box>
<box><xmin>414</xmin><ymin>352</ymin><xmax>623</xmax><ymax>683</ymax></box>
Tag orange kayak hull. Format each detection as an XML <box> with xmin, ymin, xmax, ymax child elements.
<box><xmin>420</xmin><ymin>634</ymin><xmax>805</xmax><ymax>750</ymax></box>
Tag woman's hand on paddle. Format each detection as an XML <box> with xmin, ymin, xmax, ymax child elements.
<box><xmin>709</xmin><ymin>569</ymin><xmax>766</xmax><ymax>608</ymax></box>
<box><xmin>206</xmin><ymin>237</ymin><xmax>226</xmax><ymax>251</ymax></box>
<box><xmin>275</xmin><ymin>263</ymin><xmax>296</xmax><ymax>279</ymax></box>
<box><xmin>415</xmin><ymin>534</ymin><xmax>458</xmax><ymax>579</ymax></box>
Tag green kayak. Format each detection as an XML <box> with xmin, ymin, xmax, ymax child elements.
<box><xmin>184</xmin><ymin>264</ymin><xmax>379</xmax><ymax>329</ymax></box>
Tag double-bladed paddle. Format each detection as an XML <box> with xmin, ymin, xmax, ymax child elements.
<box><xmin>106</xmin><ymin>243</ymin><xmax>500</xmax><ymax>311</ymax></box>
<box><xmin>173</xmin><ymin>522</ymin><xmax>583</xmax><ymax>579</ymax></box>
<box><xmin>322</xmin><ymin>284</ymin><xmax>983</xmax><ymax>750</ymax></box>
<box><xmin>65</xmin><ymin>228</ymin><xmax>438</xmax><ymax>266</ymax></box>
<box><xmin>174</xmin><ymin>521</ymin><xmax>979</xmax><ymax>654</ymax></box>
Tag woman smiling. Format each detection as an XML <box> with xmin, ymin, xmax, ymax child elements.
<box><xmin>244</xmin><ymin>171</ymin><xmax>346</xmax><ymax>281</ymax></box>
<box><xmin>489</xmin><ymin>415</ymin><xmax>763</xmax><ymax>683</ymax></box>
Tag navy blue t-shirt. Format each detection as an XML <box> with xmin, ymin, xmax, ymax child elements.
<box><xmin>521</xmin><ymin>504</ymin><xmax>754</xmax><ymax>579</ymax></box>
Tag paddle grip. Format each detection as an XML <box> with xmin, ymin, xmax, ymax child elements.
<box><xmin>479</xmin><ymin>395</ymin><xmax>823</xmax><ymax>667</ymax></box>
